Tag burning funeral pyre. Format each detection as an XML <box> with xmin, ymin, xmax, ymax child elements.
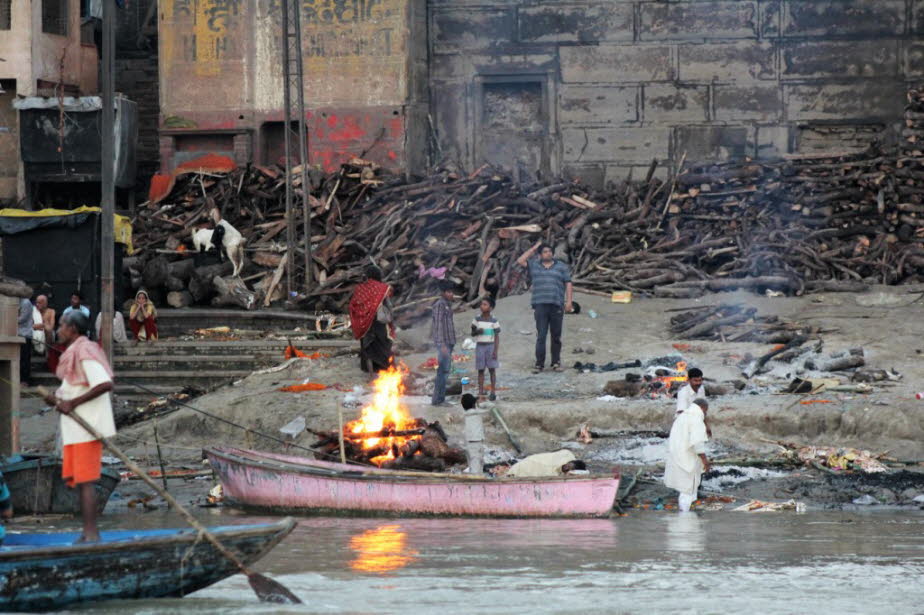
<box><xmin>310</xmin><ymin>364</ymin><xmax>465</xmax><ymax>471</ymax></box>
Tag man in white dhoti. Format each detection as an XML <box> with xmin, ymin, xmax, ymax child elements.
<box><xmin>664</xmin><ymin>399</ymin><xmax>711</xmax><ymax>512</ymax></box>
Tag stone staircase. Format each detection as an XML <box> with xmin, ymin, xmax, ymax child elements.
<box><xmin>28</xmin><ymin>309</ymin><xmax>356</xmax><ymax>405</ymax></box>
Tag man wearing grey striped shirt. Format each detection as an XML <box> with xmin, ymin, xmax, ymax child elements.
<box><xmin>517</xmin><ymin>241</ymin><xmax>573</xmax><ymax>373</ymax></box>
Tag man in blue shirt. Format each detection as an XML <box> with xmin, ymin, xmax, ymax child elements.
<box><xmin>62</xmin><ymin>291</ymin><xmax>91</xmax><ymax>320</ymax></box>
<box><xmin>517</xmin><ymin>240</ymin><xmax>573</xmax><ymax>373</ymax></box>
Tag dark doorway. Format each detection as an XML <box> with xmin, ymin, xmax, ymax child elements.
<box><xmin>477</xmin><ymin>78</ymin><xmax>548</xmax><ymax>179</ymax></box>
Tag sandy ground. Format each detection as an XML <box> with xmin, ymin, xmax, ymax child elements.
<box><xmin>18</xmin><ymin>286</ymin><xmax>924</xmax><ymax>510</ymax></box>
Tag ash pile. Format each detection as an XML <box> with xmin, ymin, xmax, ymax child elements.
<box><xmin>594</xmin><ymin>303</ymin><xmax>899</xmax><ymax>401</ymax></box>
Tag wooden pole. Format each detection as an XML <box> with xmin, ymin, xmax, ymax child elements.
<box><xmin>336</xmin><ymin>400</ymin><xmax>346</xmax><ymax>464</ymax></box>
<box><xmin>281</xmin><ymin>0</ymin><xmax>295</xmax><ymax>298</ymax></box>
<box><xmin>292</xmin><ymin>0</ymin><xmax>311</xmax><ymax>293</ymax></box>
<box><xmin>99</xmin><ymin>0</ymin><xmax>115</xmax><ymax>363</ymax></box>
<box><xmin>152</xmin><ymin>416</ymin><xmax>169</xmax><ymax>500</ymax></box>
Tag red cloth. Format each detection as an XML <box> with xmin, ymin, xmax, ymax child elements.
<box><xmin>56</xmin><ymin>336</ymin><xmax>114</xmax><ymax>387</ymax></box>
<box><xmin>47</xmin><ymin>344</ymin><xmax>63</xmax><ymax>373</ymax></box>
<box><xmin>62</xmin><ymin>440</ymin><xmax>103</xmax><ymax>487</ymax></box>
<box><xmin>129</xmin><ymin>316</ymin><xmax>158</xmax><ymax>341</ymax></box>
<box><xmin>349</xmin><ymin>280</ymin><xmax>392</xmax><ymax>340</ymax></box>
<box><xmin>149</xmin><ymin>154</ymin><xmax>237</xmax><ymax>204</ymax></box>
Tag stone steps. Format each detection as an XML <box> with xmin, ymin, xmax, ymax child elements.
<box><xmin>28</xmin><ymin>329</ymin><xmax>358</xmax><ymax>405</ymax></box>
<box><xmin>154</xmin><ymin>308</ymin><xmax>326</xmax><ymax>338</ymax></box>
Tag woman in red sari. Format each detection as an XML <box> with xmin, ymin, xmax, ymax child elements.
<box><xmin>349</xmin><ymin>266</ymin><xmax>396</xmax><ymax>373</ymax></box>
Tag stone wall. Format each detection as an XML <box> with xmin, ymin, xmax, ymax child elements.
<box><xmin>157</xmin><ymin>0</ymin><xmax>429</xmax><ymax>174</ymax></box>
<box><xmin>429</xmin><ymin>0</ymin><xmax>924</xmax><ymax>186</ymax></box>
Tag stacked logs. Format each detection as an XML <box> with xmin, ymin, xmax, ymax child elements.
<box><xmin>127</xmin><ymin>89</ymin><xmax>924</xmax><ymax>315</ymax></box>
<box><xmin>668</xmin><ymin>304</ymin><xmax>814</xmax><ymax>344</ymax></box>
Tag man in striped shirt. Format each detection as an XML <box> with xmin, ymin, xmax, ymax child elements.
<box><xmin>430</xmin><ymin>280</ymin><xmax>457</xmax><ymax>406</ymax></box>
<box><xmin>517</xmin><ymin>241</ymin><xmax>573</xmax><ymax>373</ymax></box>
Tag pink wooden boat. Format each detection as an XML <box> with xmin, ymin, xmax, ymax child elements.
<box><xmin>205</xmin><ymin>447</ymin><xmax>620</xmax><ymax>518</ymax></box>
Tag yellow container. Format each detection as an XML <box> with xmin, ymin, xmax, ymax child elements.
<box><xmin>611</xmin><ymin>291</ymin><xmax>632</xmax><ymax>304</ymax></box>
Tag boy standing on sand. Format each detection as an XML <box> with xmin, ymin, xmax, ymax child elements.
<box><xmin>471</xmin><ymin>298</ymin><xmax>501</xmax><ymax>401</ymax></box>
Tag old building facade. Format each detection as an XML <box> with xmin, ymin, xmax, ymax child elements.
<box><xmin>154</xmin><ymin>0</ymin><xmax>924</xmax><ymax>185</ymax></box>
<box><xmin>0</xmin><ymin>0</ymin><xmax>99</xmax><ymax>202</ymax></box>
<box><xmin>430</xmin><ymin>0</ymin><xmax>924</xmax><ymax>185</ymax></box>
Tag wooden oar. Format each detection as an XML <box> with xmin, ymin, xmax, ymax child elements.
<box><xmin>37</xmin><ymin>387</ymin><xmax>300</xmax><ymax>605</ymax></box>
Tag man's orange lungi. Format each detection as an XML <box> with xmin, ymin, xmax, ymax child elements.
<box><xmin>62</xmin><ymin>440</ymin><xmax>103</xmax><ymax>487</ymax></box>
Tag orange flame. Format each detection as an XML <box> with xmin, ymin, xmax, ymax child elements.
<box><xmin>346</xmin><ymin>363</ymin><xmax>417</xmax><ymax>465</ymax></box>
<box><xmin>658</xmin><ymin>361</ymin><xmax>690</xmax><ymax>386</ymax></box>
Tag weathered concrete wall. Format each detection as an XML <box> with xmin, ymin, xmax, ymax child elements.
<box><xmin>0</xmin><ymin>0</ymin><xmax>97</xmax><ymax>201</ymax></box>
<box><xmin>429</xmin><ymin>0</ymin><xmax>924</xmax><ymax>186</ymax></box>
<box><xmin>158</xmin><ymin>0</ymin><xmax>428</xmax><ymax>173</ymax></box>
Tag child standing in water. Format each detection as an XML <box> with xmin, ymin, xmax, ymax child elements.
<box><xmin>471</xmin><ymin>298</ymin><xmax>501</xmax><ymax>401</ymax></box>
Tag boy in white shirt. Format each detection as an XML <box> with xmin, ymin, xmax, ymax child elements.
<box><xmin>471</xmin><ymin>298</ymin><xmax>501</xmax><ymax>401</ymax></box>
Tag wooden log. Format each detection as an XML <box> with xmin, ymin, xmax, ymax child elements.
<box><xmin>165</xmin><ymin>275</ymin><xmax>186</xmax><ymax>292</ymax></box>
<box><xmin>743</xmin><ymin>334</ymin><xmax>808</xmax><ymax>378</ymax></box>
<box><xmin>166</xmin><ymin>290</ymin><xmax>194</xmax><ymax>308</ymax></box>
<box><xmin>211</xmin><ymin>276</ymin><xmax>256</xmax><ymax>310</ymax></box>
<box><xmin>167</xmin><ymin>258</ymin><xmax>196</xmax><ymax>281</ymax></box>
<box><xmin>602</xmin><ymin>380</ymin><xmax>643</xmax><ymax>397</ymax></box>
<box><xmin>805</xmin><ymin>352</ymin><xmax>865</xmax><ymax>372</ymax></box>
<box><xmin>803</xmin><ymin>280</ymin><xmax>869</xmax><ymax>293</ymax></box>
<box><xmin>188</xmin><ymin>261</ymin><xmax>233</xmax><ymax>303</ymax></box>
<box><xmin>141</xmin><ymin>256</ymin><xmax>169</xmax><ymax>289</ymax></box>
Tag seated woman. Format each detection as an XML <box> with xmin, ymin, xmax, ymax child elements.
<box><xmin>128</xmin><ymin>290</ymin><xmax>158</xmax><ymax>343</ymax></box>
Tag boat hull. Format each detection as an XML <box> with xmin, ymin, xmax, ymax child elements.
<box><xmin>0</xmin><ymin>518</ymin><xmax>295</xmax><ymax>612</ymax></box>
<box><xmin>206</xmin><ymin>447</ymin><xmax>619</xmax><ymax>518</ymax></box>
<box><xmin>2</xmin><ymin>455</ymin><xmax>120</xmax><ymax>515</ymax></box>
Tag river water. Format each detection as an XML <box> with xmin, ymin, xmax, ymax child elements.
<box><xmin>47</xmin><ymin>509</ymin><xmax>924</xmax><ymax>615</ymax></box>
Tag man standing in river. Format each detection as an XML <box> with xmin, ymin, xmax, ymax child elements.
<box><xmin>664</xmin><ymin>399</ymin><xmax>711</xmax><ymax>512</ymax></box>
<box><xmin>516</xmin><ymin>240</ymin><xmax>573</xmax><ymax>373</ymax></box>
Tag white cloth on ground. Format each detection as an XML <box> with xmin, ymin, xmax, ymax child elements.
<box><xmin>675</xmin><ymin>383</ymin><xmax>706</xmax><ymax>414</ymax></box>
<box><xmin>664</xmin><ymin>403</ymin><xmax>708</xmax><ymax>497</ymax></box>
<box><xmin>506</xmin><ymin>450</ymin><xmax>576</xmax><ymax>478</ymax></box>
<box><xmin>57</xmin><ymin>359</ymin><xmax>117</xmax><ymax>446</ymax></box>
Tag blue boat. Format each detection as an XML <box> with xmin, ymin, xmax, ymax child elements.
<box><xmin>0</xmin><ymin>517</ymin><xmax>296</xmax><ymax>612</ymax></box>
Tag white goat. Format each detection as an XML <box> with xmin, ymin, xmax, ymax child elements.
<box><xmin>191</xmin><ymin>227</ymin><xmax>216</xmax><ymax>253</ymax></box>
<box><xmin>191</xmin><ymin>217</ymin><xmax>246</xmax><ymax>277</ymax></box>
<box><xmin>216</xmin><ymin>219</ymin><xmax>245</xmax><ymax>277</ymax></box>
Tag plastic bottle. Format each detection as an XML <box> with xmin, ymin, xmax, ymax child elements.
<box><xmin>588</xmin><ymin>309</ymin><xmax>598</xmax><ymax>319</ymax></box>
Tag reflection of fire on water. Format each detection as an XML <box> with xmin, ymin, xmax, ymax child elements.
<box><xmin>348</xmin><ymin>524</ymin><xmax>418</xmax><ymax>574</ymax></box>
<box><xmin>345</xmin><ymin>363</ymin><xmax>420</xmax><ymax>466</ymax></box>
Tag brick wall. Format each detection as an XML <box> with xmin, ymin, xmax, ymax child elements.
<box><xmin>429</xmin><ymin>0</ymin><xmax>924</xmax><ymax>186</ymax></box>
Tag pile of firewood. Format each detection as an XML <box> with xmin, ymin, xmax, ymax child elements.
<box><xmin>124</xmin><ymin>87</ymin><xmax>924</xmax><ymax>316</ymax></box>
<box><xmin>669</xmin><ymin>304</ymin><xmax>816</xmax><ymax>343</ymax></box>
<box><xmin>309</xmin><ymin>420</ymin><xmax>465</xmax><ymax>472</ymax></box>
